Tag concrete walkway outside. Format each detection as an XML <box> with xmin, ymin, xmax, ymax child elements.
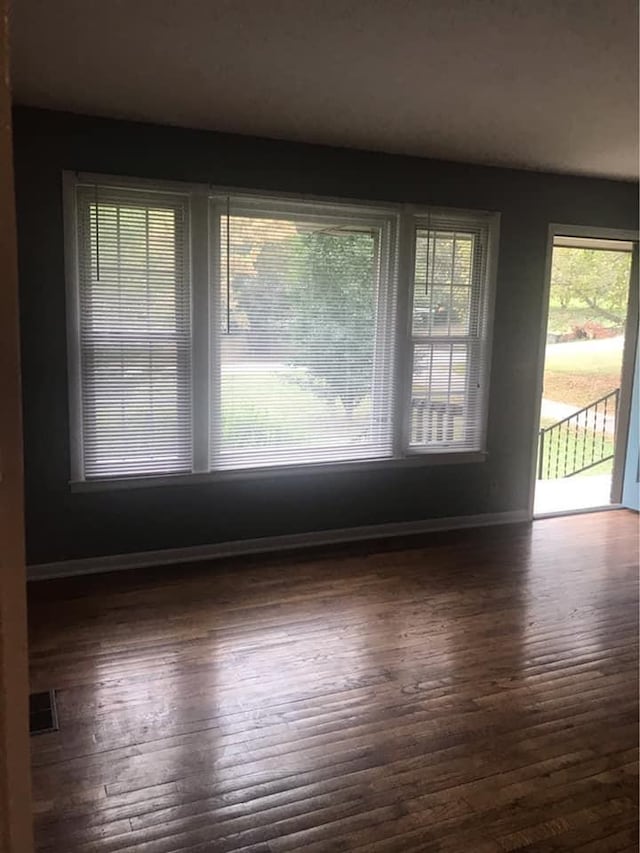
<box><xmin>535</xmin><ymin>336</ymin><xmax>622</xmax><ymax>513</ymax></box>
<box><xmin>540</xmin><ymin>397</ymin><xmax>617</xmax><ymax>437</ymax></box>
<box><xmin>540</xmin><ymin>398</ymin><xmax>580</xmax><ymax>421</ymax></box>
<box><xmin>535</xmin><ymin>473</ymin><xmax>612</xmax><ymax>515</ymax></box>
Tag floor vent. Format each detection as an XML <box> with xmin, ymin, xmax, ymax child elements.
<box><xmin>29</xmin><ymin>690</ymin><xmax>59</xmax><ymax>735</ymax></box>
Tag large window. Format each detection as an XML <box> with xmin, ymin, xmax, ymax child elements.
<box><xmin>66</xmin><ymin>174</ymin><xmax>498</xmax><ymax>483</ymax></box>
<box><xmin>214</xmin><ymin>199</ymin><xmax>397</xmax><ymax>469</ymax></box>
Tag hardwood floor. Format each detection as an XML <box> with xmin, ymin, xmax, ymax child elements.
<box><xmin>28</xmin><ymin>512</ymin><xmax>639</xmax><ymax>852</ymax></box>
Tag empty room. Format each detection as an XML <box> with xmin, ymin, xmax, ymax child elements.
<box><xmin>1</xmin><ymin>1</ymin><xmax>639</xmax><ymax>851</ymax></box>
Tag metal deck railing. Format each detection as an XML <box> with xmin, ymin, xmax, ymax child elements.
<box><xmin>537</xmin><ymin>388</ymin><xmax>619</xmax><ymax>480</ymax></box>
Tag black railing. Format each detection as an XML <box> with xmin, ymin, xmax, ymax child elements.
<box><xmin>538</xmin><ymin>388</ymin><xmax>619</xmax><ymax>480</ymax></box>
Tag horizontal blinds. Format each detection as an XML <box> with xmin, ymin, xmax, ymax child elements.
<box><xmin>409</xmin><ymin>214</ymin><xmax>490</xmax><ymax>452</ymax></box>
<box><xmin>212</xmin><ymin>200</ymin><xmax>396</xmax><ymax>469</ymax></box>
<box><xmin>69</xmin><ymin>176</ymin><xmax>496</xmax><ymax>481</ymax></box>
<box><xmin>76</xmin><ymin>185</ymin><xmax>192</xmax><ymax>478</ymax></box>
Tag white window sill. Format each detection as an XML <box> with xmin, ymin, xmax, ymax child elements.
<box><xmin>69</xmin><ymin>450</ymin><xmax>488</xmax><ymax>492</ymax></box>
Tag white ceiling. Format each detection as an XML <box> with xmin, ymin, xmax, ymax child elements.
<box><xmin>9</xmin><ymin>0</ymin><xmax>640</xmax><ymax>180</ymax></box>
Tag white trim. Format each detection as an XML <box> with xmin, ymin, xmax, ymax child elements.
<box><xmin>480</xmin><ymin>213</ymin><xmax>501</xmax><ymax>452</ymax></box>
<box><xmin>611</xmin><ymin>244</ymin><xmax>639</xmax><ymax>502</ymax></box>
<box><xmin>396</xmin><ymin>210</ymin><xmax>417</xmax><ymax>455</ymax></box>
<box><xmin>528</xmin><ymin>223</ymin><xmax>556</xmax><ymax>518</ymax></box>
<box><xmin>550</xmin><ymin>224</ymin><xmax>639</xmax><ymax>243</ymax></box>
<box><xmin>209</xmin><ymin>196</ymin><xmax>223</xmax><ymax>467</ymax></box>
<box><xmin>403</xmin><ymin>211</ymin><xmax>500</xmax><ymax>455</ymax></box>
<box><xmin>554</xmin><ymin>236</ymin><xmax>634</xmax><ymax>252</ymax></box>
<box><xmin>409</xmin><ymin>204</ymin><xmax>499</xmax><ymax>224</ymax></box>
<box><xmin>73</xmin><ymin>171</ymin><xmax>204</xmax><ymax>196</ymax></box>
<box><xmin>69</xmin><ymin>449</ymin><xmax>489</xmax><ymax>491</ymax></box>
<box><xmin>27</xmin><ymin>509</ymin><xmax>529</xmax><ymax>581</ymax></box>
<box><xmin>72</xmin><ymin>172</ymin><xmax>497</xmax><ymax>222</ymax></box>
<box><xmin>528</xmin><ymin>223</ymin><xmax>640</xmax><ymax>519</ymax></box>
<box><xmin>190</xmin><ymin>189</ymin><xmax>211</xmax><ymax>472</ymax></box>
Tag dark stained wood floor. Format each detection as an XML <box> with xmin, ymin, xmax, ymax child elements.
<box><xmin>28</xmin><ymin>511</ymin><xmax>639</xmax><ymax>853</ymax></box>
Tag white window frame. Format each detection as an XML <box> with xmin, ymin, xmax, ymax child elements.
<box><xmin>399</xmin><ymin>209</ymin><xmax>500</xmax><ymax>457</ymax></box>
<box><xmin>207</xmin><ymin>192</ymin><xmax>400</xmax><ymax>471</ymax></box>
<box><xmin>64</xmin><ymin>172</ymin><xmax>499</xmax><ymax>490</ymax></box>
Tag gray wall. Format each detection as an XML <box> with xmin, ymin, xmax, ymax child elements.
<box><xmin>12</xmin><ymin>107</ymin><xmax>639</xmax><ymax>565</ymax></box>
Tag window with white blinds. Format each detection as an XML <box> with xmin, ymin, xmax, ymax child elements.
<box><xmin>73</xmin><ymin>185</ymin><xmax>192</xmax><ymax>478</ymax></box>
<box><xmin>213</xmin><ymin>199</ymin><xmax>396</xmax><ymax>469</ymax></box>
<box><xmin>408</xmin><ymin>214</ymin><xmax>492</xmax><ymax>453</ymax></box>
<box><xmin>66</xmin><ymin>174</ymin><xmax>497</xmax><ymax>483</ymax></box>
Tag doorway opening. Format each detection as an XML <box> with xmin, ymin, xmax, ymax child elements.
<box><xmin>534</xmin><ymin>234</ymin><xmax>636</xmax><ymax>516</ymax></box>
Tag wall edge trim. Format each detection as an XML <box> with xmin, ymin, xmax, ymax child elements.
<box><xmin>28</xmin><ymin>510</ymin><xmax>530</xmax><ymax>581</ymax></box>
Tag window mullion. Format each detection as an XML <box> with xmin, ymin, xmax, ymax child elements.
<box><xmin>209</xmin><ymin>200</ymin><xmax>223</xmax><ymax>470</ymax></box>
<box><xmin>395</xmin><ymin>209</ymin><xmax>416</xmax><ymax>456</ymax></box>
<box><xmin>190</xmin><ymin>190</ymin><xmax>211</xmax><ymax>473</ymax></box>
<box><xmin>371</xmin><ymin>222</ymin><xmax>397</xmax><ymax>450</ymax></box>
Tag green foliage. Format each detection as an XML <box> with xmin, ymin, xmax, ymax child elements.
<box><xmin>544</xmin><ymin>338</ymin><xmax>623</xmax><ymax>376</ymax></box>
<box><xmin>550</xmin><ymin>247</ymin><xmax>631</xmax><ymax>325</ymax></box>
<box><xmin>221</xmin><ymin>371</ymin><xmax>337</xmax><ymax>445</ymax></box>
<box><xmin>542</xmin><ymin>337</ymin><xmax>623</xmax><ymax>407</ymax></box>
<box><xmin>287</xmin><ymin>231</ymin><xmax>375</xmax><ymax>416</ymax></box>
<box><xmin>220</xmin><ymin>370</ymin><xmax>373</xmax><ymax>449</ymax></box>
<box><xmin>230</xmin><ymin>226</ymin><xmax>377</xmax><ymax>416</ymax></box>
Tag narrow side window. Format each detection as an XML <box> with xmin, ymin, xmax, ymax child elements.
<box><xmin>407</xmin><ymin>213</ymin><xmax>496</xmax><ymax>454</ymax></box>
<box><xmin>72</xmin><ymin>183</ymin><xmax>192</xmax><ymax>479</ymax></box>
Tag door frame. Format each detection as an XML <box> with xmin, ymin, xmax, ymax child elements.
<box><xmin>611</xmin><ymin>244</ymin><xmax>639</xmax><ymax>502</ymax></box>
<box><xmin>527</xmin><ymin>223</ymin><xmax>640</xmax><ymax>519</ymax></box>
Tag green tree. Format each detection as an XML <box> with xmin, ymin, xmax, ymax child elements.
<box><xmin>230</xmin><ymin>224</ymin><xmax>377</xmax><ymax>416</ymax></box>
<box><xmin>286</xmin><ymin>230</ymin><xmax>376</xmax><ymax>416</ymax></box>
<box><xmin>551</xmin><ymin>247</ymin><xmax>631</xmax><ymax>324</ymax></box>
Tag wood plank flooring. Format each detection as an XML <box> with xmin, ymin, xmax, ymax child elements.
<box><xmin>28</xmin><ymin>512</ymin><xmax>639</xmax><ymax>852</ymax></box>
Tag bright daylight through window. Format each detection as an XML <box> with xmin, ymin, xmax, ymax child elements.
<box><xmin>214</xmin><ymin>201</ymin><xmax>396</xmax><ymax>469</ymax></box>
<box><xmin>67</xmin><ymin>175</ymin><xmax>497</xmax><ymax>482</ymax></box>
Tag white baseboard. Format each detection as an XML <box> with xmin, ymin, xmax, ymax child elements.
<box><xmin>27</xmin><ymin>510</ymin><xmax>530</xmax><ymax>581</ymax></box>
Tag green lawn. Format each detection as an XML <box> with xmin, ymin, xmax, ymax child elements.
<box><xmin>541</xmin><ymin>339</ymin><xmax>620</xmax><ymax>475</ymax></box>
<box><xmin>547</xmin><ymin>305</ymin><xmax>622</xmax><ymax>336</ymax></box>
<box><xmin>220</xmin><ymin>367</ymin><xmax>371</xmax><ymax>450</ymax></box>
<box><xmin>543</xmin><ymin>338</ymin><xmax>623</xmax><ymax>408</ymax></box>
<box><xmin>544</xmin><ymin>338</ymin><xmax>624</xmax><ymax>375</ymax></box>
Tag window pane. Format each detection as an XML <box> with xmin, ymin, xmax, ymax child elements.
<box><xmin>214</xmin><ymin>210</ymin><xmax>394</xmax><ymax>469</ymax></box>
<box><xmin>413</xmin><ymin>229</ymin><xmax>475</xmax><ymax>336</ymax></box>
<box><xmin>81</xmin><ymin>343</ymin><xmax>191</xmax><ymax>475</ymax></box>
<box><xmin>409</xmin><ymin>214</ymin><xmax>491</xmax><ymax>455</ymax></box>
<box><xmin>77</xmin><ymin>189</ymin><xmax>191</xmax><ymax>478</ymax></box>
<box><xmin>410</xmin><ymin>342</ymin><xmax>481</xmax><ymax>448</ymax></box>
